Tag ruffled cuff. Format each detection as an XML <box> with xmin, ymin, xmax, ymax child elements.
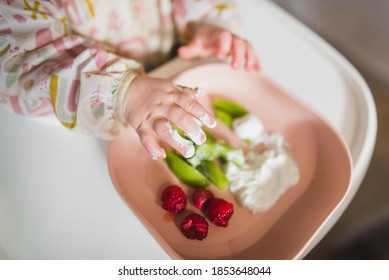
<box><xmin>113</xmin><ymin>71</ymin><xmax>139</xmax><ymax>126</ymax></box>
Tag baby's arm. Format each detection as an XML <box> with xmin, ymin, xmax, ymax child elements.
<box><xmin>0</xmin><ymin>1</ymin><xmax>214</xmax><ymax>160</ymax></box>
<box><xmin>0</xmin><ymin>1</ymin><xmax>142</xmax><ymax>138</ymax></box>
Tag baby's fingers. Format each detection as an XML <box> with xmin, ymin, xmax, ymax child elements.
<box><xmin>231</xmin><ymin>37</ymin><xmax>245</xmax><ymax>70</ymax></box>
<box><xmin>137</xmin><ymin>127</ymin><xmax>166</xmax><ymax>160</ymax></box>
<box><xmin>153</xmin><ymin>118</ymin><xmax>195</xmax><ymax>158</ymax></box>
<box><xmin>216</xmin><ymin>31</ymin><xmax>233</xmax><ymax>59</ymax></box>
<box><xmin>175</xmin><ymin>93</ymin><xmax>217</xmax><ymax>129</ymax></box>
<box><xmin>167</xmin><ymin>104</ymin><xmax>207</xmax><ymax>146</ymax></box>
<box><xmin>244</xmin><ymin>42</ymin><xmax>261</xmax><ymax>71</ymax></box>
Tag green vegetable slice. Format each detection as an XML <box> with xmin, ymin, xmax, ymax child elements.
<box><xmin>165</xmin><ymin>151</ymin><xmax>210</xmax><ymax>187</ymax></box>
<box><xmin>198</xmin><ymin>160</ymin><xmax>230</xmax><ymax>190</ymax></box>
<box><xmin>215</xmin><ymin>108</ymin><xmax>233</xmax><ymax>127</ymax></box>
<box><xmin>213</xmin><ymin>98</ymin><xmax>249</xmax><ymax>119</ymax></box>
<box><xmin>187</xmin><ymin>141</ymin><xmax>226</xmax><ymax>167</ymax></box>
<box><xmin>187</xmin><ymin>138</ymin><xmax>245</xmax><ymax>168</ymax></box>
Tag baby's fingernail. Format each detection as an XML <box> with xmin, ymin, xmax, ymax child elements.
<box><xmin>151</xmin><ymin>148</ymin><xmax>166</xmax><ymax>160</ymax></box>
<box><xmin>194</xmin><ymin>87</ymin><xmax>205</xmax><ymax>98</ymax></box>
<box><xmin>176</xmin><ymin>85</ymin><xmax>192</xmax><ymax>92</ymax></box>
<box><xmin>200</xmin><ymin>113</ymin><xmax>217</xmax><ymax>129</ymax></box>
<box><xmin>151</xmin><ymin>151</ymin><xmax>160</xmax><ymax>160</ymax></box>
<box><xmin>160</xmin><ymin>149</ymin><xmax>166</xmax><ymax>159</ymax></box>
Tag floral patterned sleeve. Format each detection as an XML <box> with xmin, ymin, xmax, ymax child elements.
<box><xmin>0</xmin><ymin>0</ymin><xmax>143</xmax><ymax>138</ymax></box>
<box><xmin>172</xmin><ymin>0</ymin><xmax>239</xmax><ymax>42</ymax></box>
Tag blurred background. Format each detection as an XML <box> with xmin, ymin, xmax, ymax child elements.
<box><xmin>271</xmin><ymin>0</ymin><xmax>389</xmax><ymax>259</ymax></box>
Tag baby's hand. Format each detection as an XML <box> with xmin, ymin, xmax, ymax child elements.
<box><xmin>124</xmin><ymin>76</ymin><xmax>217</xmax><ymax>160</ymax></box>
<box><xmin>178</xmin><ymin>24</ymin><xmax>260</xmax><ymax>71</ymax></box>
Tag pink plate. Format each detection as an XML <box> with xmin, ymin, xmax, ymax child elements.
<box><xmin>107</xmin><ymin>63</ymin><xmax>352</xmax><ymax>259</ymax></box>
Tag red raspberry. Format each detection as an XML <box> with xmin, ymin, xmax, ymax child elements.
<box><xmin>206</xmin><ymin>198</ymin><xmax>234</xmax><ymax>227</ymax></box>
<box><xmin>180</xmin><ymin>213</ymin><xmax>209</xmax><ymax>240</ymax></box>
<box><xmin>192</xmin><ymin>188</ymin><xmax>214</xmax><ymax>210</ymax></box>
<box><xmin>161</xmin><ymin>185</ymin><xmax>187</xmax><ymax>214</ymax></box>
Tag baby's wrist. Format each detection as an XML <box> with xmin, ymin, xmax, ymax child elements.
<box><xmin>114</xmin><ymin>71</ymin><xmax>139</xmax><ymax>126</ymax></box>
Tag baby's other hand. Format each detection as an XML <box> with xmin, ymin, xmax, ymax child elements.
<box><xmin>178</xmin><ymin>24</ymin><xmax>260</xmax><ymax>71</ymax></box>
<box><xmin>124</xmin><ymin>76</ymin><xmax>217</xmax><ymax>160</ymax></box>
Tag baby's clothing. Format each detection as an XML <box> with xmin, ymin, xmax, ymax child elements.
<box><xmin>0</xmin><ymin>0</ymin><xmax>237</xmax><ymax>137</ymax></box>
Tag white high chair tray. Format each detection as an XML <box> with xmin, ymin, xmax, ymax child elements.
<box><xmin>0</xmin><ymin>0</ymin><xmax>376</xmax><ymax>259</ymax></box>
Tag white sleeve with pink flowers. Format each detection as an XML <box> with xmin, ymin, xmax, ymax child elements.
<box><xmin>0</xmin><ymin>0</ymin><xmax>142</xmax><ymax>138</ymax></box>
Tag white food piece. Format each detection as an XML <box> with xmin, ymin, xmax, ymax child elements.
<box><xmin>232</xmin><ymin>114</ymin><xmax>265</xmax><ymax>145</ymax></box>
<box><xmin>165</xmin><ymin>122</ymin><xmax>195</xmax><ymax>158</ymax></box>
<box><xmin>227</xmin><ymin>114</ymin><xmax>300</xmax><ymax>213</ymax></box>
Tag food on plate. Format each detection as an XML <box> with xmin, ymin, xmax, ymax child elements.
<box><xmin>187</xmin><ymin>140</ymin><xmax>244</xmax><ymax>168</ymax></box>
<box><xmin>226</xmin><ymin>115</ymin><xmax>300</xmax><ymax>213</ymax></box>
<box><xmin>212</xmin><ymin>98</ymin><xmax>300</xmax><ymax>213</ymax></box>
<box><xmin>165</xmin><ymin>138</ymin><xmax>242</xmax><ymax>189</ymax></box>
<box><xmin>160</xmin><ymin>184</ymin><xmax>234</xmax><ymax>239</ymax></box>
<box><xmin>206</xmin><ymin>198</ymin><xmax>234</xmax><ymax>227</ymax></box>
<box><xmin>186</xmin><ymin>141</ymin><xmax>225</xmax><ymax>167</ymax></box>
<box><xmin>213</xmin><ymin>98</ymin><xmax>249</xmax><ymax>120</ymax></box>
<box><xmin>192</xmin><ymin>188</ymin><xmax>215</xmax><ymax>210</ymax></box>
<box><xmin>180</xmin><ymin>213</ymin><xmax>209</xmax><ymax>241</ymax></box>
<box><xmin>232</xmin><ymin>113</ymin><xmax>265</xmax><ymax>145</ymax></box>
<box><xmin>160</xmin><ymin>183</ymin><xmax>234</xmax><ymax>240</ymax></box>
<box><xmin>164</xmin><ymin>96</ymin><xmax>299</xmax><ymax>215</ymax></box>
<box><xmin>165</xmin><ymin>151</ymin><xmax>210</xmax><ymax>187</ymax></box>
<box><xmin>161</xmin><ymin>185</ymin><xmax>188</xmax><ymax>214</ymax></box>
<box><xmin>214</xmin><ymin>108</ymin><xmax>233</xmax><ymax>127</ymax></box>
<box><xmin>198</xmin><ymin>160</ymin><xmax>230</xmax><ymax>190</ymax></box>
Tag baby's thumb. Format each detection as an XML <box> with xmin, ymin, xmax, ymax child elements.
<box><xmin>178</xmin><ymin>42</ymin><xmax>201</xmax><ymax>59</ymax></box>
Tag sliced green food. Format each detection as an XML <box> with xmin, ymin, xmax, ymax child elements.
<box><xmin>187</xmin><ymin>141</ymin><xmax>226</xmax><ymax>167</ymax></box>
<box><xmin>213</xmin><ymin>98</ymin><xmax>249</xmax><ymax>119</ymax></box>
<box><xmin>187</xmin><ymin>140</ymin><xmax>244</xmax><ymax>168</ymax></box>
<box><xmin>165</xmin><ymin>151</ymin><xmax>210</xmax><ymax>187</ymax></box>
<box><xmin>198</xmin><ymin>160</ymin><xmax>230</xmax><ymax>190</ymax></box>
<box><xmin>165</xmin><ymin>103</ymin><xmax>248</xmax><ymax>190</ymax></box>
<box><xmin>203</xmin><ymin>129</ymin><xmax>217</xmax><ymax>143</ymax></box>
<box><xmin>215</xmin><ymin>108</ymin><xmax>233</xmax><ymax>127</ymax></box>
